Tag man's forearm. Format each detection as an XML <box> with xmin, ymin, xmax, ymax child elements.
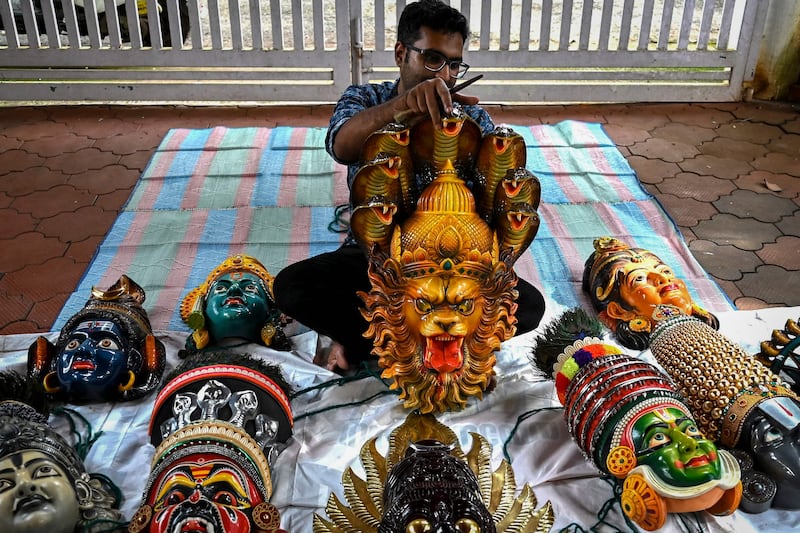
<box><xmin>332</xmin><ymin>98</ymin><xmax>405</xmax><ymax>163</ymax></box>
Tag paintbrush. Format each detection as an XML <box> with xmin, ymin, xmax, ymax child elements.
<box><xmin>450</xmin><ymin>73</ymin><xmax>484</xmax><ymax>94</ymax></box>
<box><xmin>393</xmin><ymin>74</ymin><xmax>485</xmax><ymax>124</ymax></box>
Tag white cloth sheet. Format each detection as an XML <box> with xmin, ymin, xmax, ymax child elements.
<box><xmin>1</xmin><ymin>304</ymin><xmax>798</xmax><ymax>532</ymax></box>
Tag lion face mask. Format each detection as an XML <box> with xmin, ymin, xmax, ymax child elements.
<box><xmin>354</xmin><ymin>110</ymin><xmax>540</xmax><ymax>413</ymax></box>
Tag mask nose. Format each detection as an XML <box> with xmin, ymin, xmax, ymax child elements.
<box><xmin>74</xmin><ymin>338</ymin><xmax>97</xmax><ymax>356</ymax></box>
<box><xmin>674</xmin><ymin>430</ymin><xmax>697</xmax><ymax>454</ymax></box>
<box><xmin>227</xmin><ymin>282</ymin><xmax>244</xmax><ymax>296</ymax></box>
<box><xmin>17</xmin><ymin>476</ymin><xmax>38</xmax><ymax>496</ymax></box>
<box><xmin>649</xmin><ymin>271</ymin><xmax>670</xmax><ymax>285</ymax></box>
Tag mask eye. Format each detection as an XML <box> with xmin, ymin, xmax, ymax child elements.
<box><xmin>415</xmin><ymin>299</ymin><xmax>433</xmax><ymax>314</ymax></box>
<box><xmin>213</xmin><ymin>283</ymin><xmax>228</xmax><ymax>294</ymax></box>
<box><xmin>243</xmin><ymin>283</ymin><xmax>259</xmax><ymax>294</ymax></box>
<box><xmin>98</xmin><ymin>338</ymin><xmax>119</xmax><ymax>350</ymax></box>
<box><xmin>648</xmin><ymin>431</ymin><xmax>671</xmax><ymax>449</ymax></box>
<box><xmin>764</xmin><ymin>427</ymin><xmax>784</xmax><ymax>444</ymax></box>
<box><xmin>406</xmin><ymin>519</ymin><xmax>432</xmax><ymax>533</ymax></box>
<box><xmin>212</xmin><ymin>491</ymin><xmax>236</xmax><ymax>506</ymax></box>
<box><xmin>684</xmin><ymin>424</ymin><xmax>703</xmax><ymax>439</ymax></box>
<box><xmin>455</xmin><ymin>518</ymin><xmax>481</xmax><ymax>532</ymax></box>
<box><xmin>0</xmin><ymin>479</ymin><xmax>13</xmax><ymax>493</ymax></box>
<box><xmin>65</xmin><ymin>339</ymin><xmax>81</xmax><ymax>351</ymax></box>
<box><xmin>33</xmin><ymin>465</ymin><xmax>59</xmax><ymax>479</ymax></box>
<box><xmin>165</xmin><ymin>489</ymin><xmax>188</xmax><ymax>506</ymax></box>
<box><xmin>456</xmin><ymin>299</ymin><xmax>474</xmax><ymax>315</ymax></box>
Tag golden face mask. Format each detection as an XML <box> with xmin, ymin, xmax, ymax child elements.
<box><xmin>353</xmin><ymin>110</ymin><xmax>541</xmax><ymax>413</ymax></box>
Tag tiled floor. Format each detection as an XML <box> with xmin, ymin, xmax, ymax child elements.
<box><xmin>1</xmin><ymin>101</ymin><xmax>798</xmax><ymax>335</ymax></box>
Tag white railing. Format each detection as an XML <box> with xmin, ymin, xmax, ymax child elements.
<box><xmin>0</xmin><ymin>0</ymin><xmax>768</xmax><ymax>104</ymax></box>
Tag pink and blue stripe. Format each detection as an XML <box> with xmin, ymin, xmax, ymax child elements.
<box><xmin>54</xmin><ymin>121</ymin><xmax>733</xmax><ymax>332</ymax></box>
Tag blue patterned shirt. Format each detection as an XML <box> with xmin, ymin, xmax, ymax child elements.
<box><xmin>326</xmin><ymin>79</ymin><xmax>494</xmax><ymax>244</ymax></box>
<box><xmin>326</xmin><ymin>79</ymin><xmax>495</xmax><ymax>186</ymax></box>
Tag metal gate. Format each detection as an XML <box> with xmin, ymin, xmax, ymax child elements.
<box><xmin>0</xmin><ymin>0</ymin><xmax>769</xmax><ymax>105</ymax></box>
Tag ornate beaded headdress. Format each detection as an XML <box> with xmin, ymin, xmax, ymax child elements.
<box><xmin>27</xmin><ymin>275</ymin><xmax>166</xmax><ymax>402</ymax></box>
<box><xmin>547</xmin><ymin>336</ymin><xmax>689</xmax><ymax>468</ymax></box>
<box><xmin>649</xmin><ymin>315</ymin><xmax>799</xmax><ymax>448</ymax></box>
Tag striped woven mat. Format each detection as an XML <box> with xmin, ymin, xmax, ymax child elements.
<box><xmin>54</xmin><ymin>121</ymin><xmax>733</xmax><ymax>332</ymax></box>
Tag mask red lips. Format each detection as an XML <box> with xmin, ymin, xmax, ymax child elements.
<box><xmin>423</xmin><ymin>335</ymin><xmax>464</xmax><ymax>373</ymax></box>
<box><xmin>659</xmin><ymin>283</ymin><xmax>680</xmax><ymax>295</ymax></box>
<box><xmin>224</xmin><ymin>297</ymin><xmax>245</xmax><ymax>306</ymax></box>
<box><xmin>684</xmin><ymin>455</ymin><xmax>710</xmax><ymax>468</ymax></box>
<box><xmin>71</xmin><ymin>361</ymin><xmax>96</xmax><ymax>371</ymax></box>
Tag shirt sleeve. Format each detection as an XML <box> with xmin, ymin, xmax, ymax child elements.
<box><xmin>325</xmin><ymin>82</ymin><xmax>396</xmax><ymax>165</ymax></box>
<box><xmin>463</xmin><ymin>104</ymin><xmax>495</xmax><ymax>136</ymax></box>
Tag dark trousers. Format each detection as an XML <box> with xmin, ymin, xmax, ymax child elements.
<box><xmin>273</xmin><ymin>245</ymin><xmax>546</xmax><ymax>364</ymax></box>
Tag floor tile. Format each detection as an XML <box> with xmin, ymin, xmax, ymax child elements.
<box><xmin>751</xmin><ymin>152</ymin><xmax>800</xmax><ymax>176</ymax></box>
<box><xmin>656</xmin><ymin>172</ymin><xmax>737</xmax><ymax>202</ymax></box>
<box><xmin>22</xmin><ymin>134</ymin><xmax>96</xmax><ymax>157</ymax></box>
<box><xmin>734</xmin><ymin>170</ymin><xmax>800</xmax><ymax>199</ymax></box>
<box><xmin>693</xmin><ymin>214</ymin><xmax>783</xmax><ymax>251</ymax></box>
<box><xmin>0</xmin><ymin>149</ymin><xmax>46</xmax><ymax>172</ymax></box>
<box><xmin>698</xmin><ymin>137</ymin><xmax>768</xmax><ymax>161</ymax></box>
<box><xmin>650</xmin><ymin>122</ymin><xmax>718</xmax><ymax>144</ymax></box>
<box><xmin>757</xmin><ymin>236</ymin><xmax>800</xmax><ymax>270</ymax></box>
<box><xmin>776</xmin><ymin>210</ymin><xmax>800</xmax><ymax>235</ymax></box>
<box><xmin>0</xmin><ymin>231</ymin><xmax>68</xmax><ymax>272</ymax></box>
<box><xmin>678</xmin><ymin>154</ymin><xmax>753</xmax><ymax>180</ymax></box>
<box><xmin>45</xmin><ymin>148</ymin><xmax>121</xmax><ymax>175</ymax></box>
<box><xmin>628</xmin><ymin>137</ymin><xmax>698</xmax><ymax>162</ymax></box>
<box><xmin>714</xmin><ymin>121</ymin><xmax>784</xmax><ymax>143</ymax></box>
<box><xmin>737</xmin><ymin>265</ymin><xmax>800</xmax><ymax>306</ymax></box>
<box><xmin>10</xmin><ymin>185</ymin><xmax>95</xmax><ymax>219</ymax></box>
<box><xmin>765</xmin><ymin>132</ymin><xmax>800</xmax><ymax>157</ymax></box>
<box><xmin>37</xmin><ymin>206</ymin><xmax>118</xmax><ymax>242</ymax></box>
<box><xmin>652</xmin><ymin>194</ymin><xmax>718</xmax><ymax>227</ymax></box>
<box><xmin>625</xmin><ymin>156</ymin><xmax>681</xmax><ymax>184</ymax></box>
<box><xmin>713</xmin><ymin>189</ymin><xmax>799</xmax><ymax>223</ymax></box>
<box><xmin>688</xmin><ymin>240</ymin><xmax>763</xmax><ymax>281</ymax></box>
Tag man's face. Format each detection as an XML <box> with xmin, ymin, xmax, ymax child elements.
<box><xmin>632</xmin><ymin>408</ymin><xmax>722</xmax><ymax>487</ymax></box>
<box><xmin>398</xmin><ymin>26</ymin><xmax>465</xmax><ymax>92</ymax></box>
<box><xmin>56</xmin><ymin>319</ymin><xmax>130</xmax><ymax>399</ymax></box>
<box><xmin>0</xmin><ymin>451</ymin><xmax>80</xmax><ymax>533</ymax></box>
<box><xmin>205</xmin><ymin>272</ymin><xmax>269</xmax><ymax>342</ymax></box>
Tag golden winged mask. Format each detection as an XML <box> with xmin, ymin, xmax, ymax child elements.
<box><xmin>313</xmin><ymin>411</ymin><xmax>554</xmax><ymax>533</ymax></box>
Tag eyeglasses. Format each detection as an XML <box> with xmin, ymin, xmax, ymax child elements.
<box><xmin>404</xmin><ymin>43</ymin><xmax>470</xmax><ymax>79</ymax></box>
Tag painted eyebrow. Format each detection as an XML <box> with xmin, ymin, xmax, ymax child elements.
<box><xmin>624</xmin><ymin>268</ymin><xmax>647</xmax><ymax>283</ymax></box>
<box><xmin>23</xmin><ymin>457</ymin><xmax>54</xmax><ymax>469</ymax></box>
<box><xmin>643</xmin><ymin>422</ymin><xmax>670</xmax><ymax>433</ymax></box>
<box><xmin>0</xmin><ymin>456</ymin><xmax>58</xmax><ymax>475</ymax></box>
